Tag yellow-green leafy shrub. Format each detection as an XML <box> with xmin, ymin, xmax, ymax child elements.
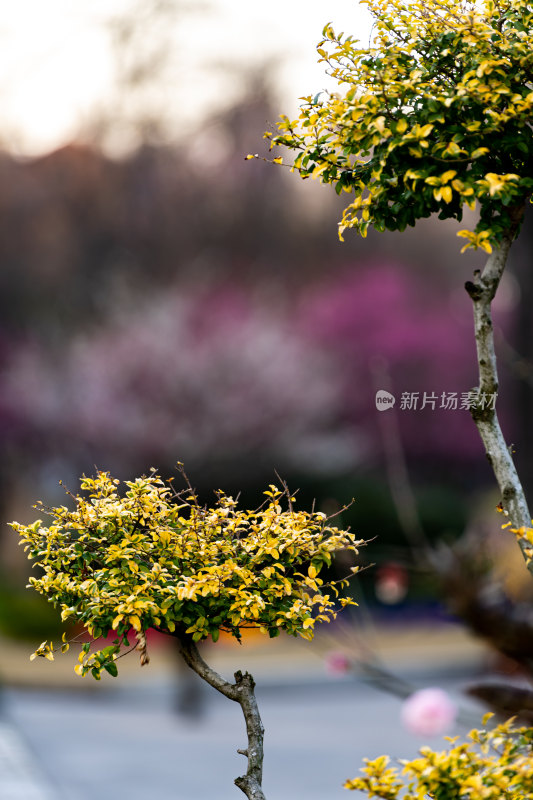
<box><xmin>11</xmin><ymin>470</ymin><xmax>361</xmax><ymax>679</ymax></box>
<box><xmin>263</xmin><ymin>0</ymin><xmax>533</xmax><ymax>251</ymax></box>
<box><xmin>345</xmin><ymin>716</ymin><xmax>533</xmax><ymax>799</ymax></box>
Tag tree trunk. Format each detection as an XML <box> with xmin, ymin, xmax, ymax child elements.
<box><xmin>176</xmin><ymin>631</ymin><xmax>266</xmax><ymax>800</ymax></box>
<box><xmin>464</xmin><ymin>203</ymin><xmax>533</xmax><ymax>571</ymax></box>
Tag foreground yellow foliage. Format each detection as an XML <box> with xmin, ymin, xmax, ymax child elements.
<box><xmin>345</xmin><ymin>716</ymin><xmax>533</xmax><ymax>799</ymax></box>
<box><xmin>11</xmin><ymin>470</ymin><xmax>361</xmax><ymax>679</ymax></box>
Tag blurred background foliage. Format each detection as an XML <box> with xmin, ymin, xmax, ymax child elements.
<box><xmin>1</xmin><ymin>0</ymin><xmax>533</xmax><ymax>657</ymax></box>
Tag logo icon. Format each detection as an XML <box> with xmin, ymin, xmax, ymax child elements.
<box><xmin>375</xmin><ymin>390</ymin><xmax>395</xmax><ymax>411</ymax></box>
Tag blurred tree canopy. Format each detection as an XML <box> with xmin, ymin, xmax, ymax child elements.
<box><xmin>0</xmin><ymin>82</ymin><xmax>491</xmax><ymax>488</ymax></box>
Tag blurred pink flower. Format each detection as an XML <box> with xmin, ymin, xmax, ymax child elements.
<box><xmin>401</xmin><ymin>688</ymin><xmax>457</xmax><ymax>736</ymax></box>
<box><xmin>325</xmin><ymin>651</ymin><xmax>352</xmax><ymax>675</ymax></box>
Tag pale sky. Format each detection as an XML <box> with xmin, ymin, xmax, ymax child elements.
<box><xmin>0</xmin><ymin>0</ymin><xmax>373</xmax><ymax>155</ymax></box>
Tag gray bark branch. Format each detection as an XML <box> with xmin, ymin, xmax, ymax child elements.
<box><xmin>176</xmin><ymin>632</ymin><xmax>266</xmax><ymax>800</ymax></box>
<box><xmin>464</xmin><ymin>203</ymin><xmax>533</xmax><ymax>570</ymax></box>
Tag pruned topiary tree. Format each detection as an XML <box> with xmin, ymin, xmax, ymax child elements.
<box><xmin>255</xmin><ymin>0</ymin><xmax>533</xmax><ymax>571</ymax></box>
<box><xmin>10</xmin><ymin>467</ymin><xmax>362</xmax><ymax>800</ymax></box>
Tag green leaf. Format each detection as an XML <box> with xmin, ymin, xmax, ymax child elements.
<box><xmin>104</xmin><ymin>662</ymin><xmax>118</xmax><ymax>677</ymax></box>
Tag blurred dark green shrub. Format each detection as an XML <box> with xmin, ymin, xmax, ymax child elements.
<box><xmin>0</xmin><ymin>581</ymin><xmax>64</xmax><ymax>642</ymax></box>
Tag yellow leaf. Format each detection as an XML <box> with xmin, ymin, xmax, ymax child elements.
<box><xmin>311</xmin><ymin>163</ymin><xmax>329</xmax><ymax>180</ymax></box>
<box><xmin>129</xmin><ymin>614</ymin><xmax>142</xmax><ymax>631</ymax></box>
<box><xmin>272</xmin><ymin>156</ymin><xmax>283</xmax><ymax>165</ymax></box>
<box><xmin>396</xmin><ymin>118</ymin><xmax>408</xmax><ymax>134</ymax></box>
<box><xmin>417</xmin><ymin>123</ymin><xmax>434</xmax><ymax>138</ymax></box>
<box><xmin>441</xmin><ymin>170</ymin><xmax>457</xmax><ymax>183</ymax></box>
<box><xmin>443</xmin><ymin>142</ymin><xmax>465</xmax><ymax>157</ymax></box>
<box><xmin>483</xmin><ymin>172</ymin><xmax>519</xmax><ymax>197</ymax></box>
<box><xmin>441</xmin><ymin>185</ymin><xmax>453</xmax><ymax>203</ymax></box>
<box><xmin>372</xmin><ymin>116</ymin><xmax>387</xmax><ymax>134</ymax></box>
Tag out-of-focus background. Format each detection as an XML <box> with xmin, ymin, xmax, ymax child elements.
<box><xmin>1</xmin><ymin>2</ymin><xmax>533</xmax><ymax>798</ymax></box>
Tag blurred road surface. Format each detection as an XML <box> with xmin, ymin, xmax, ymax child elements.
<box><xmin>0</xmin><ymin>620</ymin><xmax>492</xmax><ymax>799</ymax></box>
<box><xmin>0</xmin><ymin>669</ymin><xmax>485</xmax><ymax>800</ymax></box>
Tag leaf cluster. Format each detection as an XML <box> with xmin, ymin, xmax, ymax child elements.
<box><xmin>345</xmin><ymin>715</ymin><xmax>533</xmax><ymax>799</ymax></box>
<box><xmin>10</xmin><ymin>471</ymin><xmax>361</xmax><ymax>679</ymax></box>
<box><xmin>265</xmin><ymin>0</ymin><xmax>533</xmax><ymax>251</ymax></box>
